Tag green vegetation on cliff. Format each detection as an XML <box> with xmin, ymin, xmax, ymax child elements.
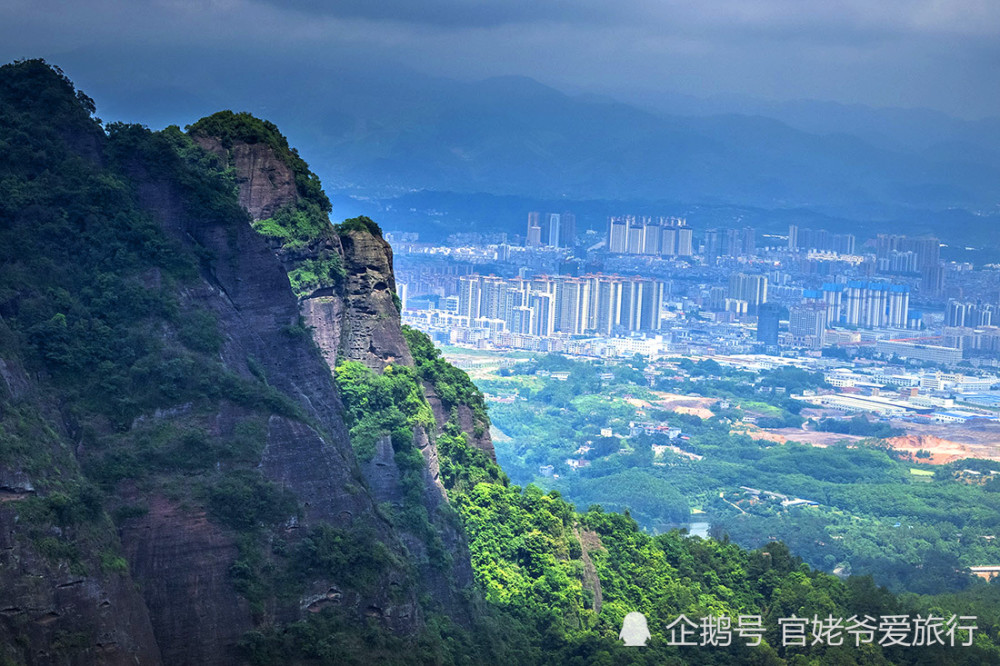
<box><xmin>335</xmin><ymin>360</ymin><xmax>434</xmax><ymax>461</ymax></box>
<box><xmin>403</xmin><ymin>325</ymin><xmax>489</xmax><ymax>430</ymax></box>
<box><xmin>0</xmin><ymin>61</ymin><xmax>409</xmax><ymax>664</ymax></box>
<box><xmin>189</xmin><ymin>110</ymin><xmax>344</xmax><ymax>299</ymax></box>
<box><xmin>401</xmin><ymin>338</ymin><xmax>1000</xmax><ymax>664</ymax></box>
<box><xmin>188</xmin><ymin>110</ymin><xmax>331</xmax><ymax>212</ymax></box>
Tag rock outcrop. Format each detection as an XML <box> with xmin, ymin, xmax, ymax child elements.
<box><xmin>422</xmin><ymin>381</ymin><xmax>496</xmax><ymax>461</ymax></box>
<box><xmin>336</xmin><ymin>229</ymin><xmax>413</xmax><ymax>370</ymax></box>
<box><xmin>191</xmin><ymin>135</ymin><xmax>298</xmax><ymax>221</ymax></box>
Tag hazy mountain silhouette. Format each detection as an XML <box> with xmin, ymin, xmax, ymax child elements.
<box><xmin>50</xmin><ymin>45</ymin><xmax>1000</xmax><ymax>238</ymax></box>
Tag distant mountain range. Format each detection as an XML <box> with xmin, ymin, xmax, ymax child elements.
<box><xmin>50</xmin><ymin>46</ymin><xmax>1000</xmax><ymax>246</ymax></box>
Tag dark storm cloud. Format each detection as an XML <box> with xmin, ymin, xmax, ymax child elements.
<box><xmin>256</xmin><ymin>0</ymin><xmax>617</xmax><ymax>28</ymax></box>
<box><xmin>249</xmin><ymin>0</ymin><xmax>1000</xmax><ymax>41</ymax></box>
<box><xmin>1</xmin><ymin>0</ymin><xmax>998</xmax><ymax>118</ymax></box>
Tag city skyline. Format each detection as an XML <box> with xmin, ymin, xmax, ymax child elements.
<box><xmin>394</xmin><ymin>211</ymin><xmax>1000</xmax><ymax>367</ymax></box>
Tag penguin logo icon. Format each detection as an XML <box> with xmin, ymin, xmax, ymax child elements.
<box><xmin>619</xmin><ymin>612</ymin><xmax>651</xmax><ymax>646</ymax></box>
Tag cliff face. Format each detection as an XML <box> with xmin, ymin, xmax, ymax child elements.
<box><xmin>0</xmin><ymin>64</ymin><xmax>444</xmax><ymax>665</ymax></box>
<box><xmin>198</xmin><ymin>128</ymin><xmax>481</xmax><ymax>621</ymax></box>
<box><xmin>120</xmin><ymin>164</ymin><xmax>423</xmax><ymax>663</ymax></box>
<box><xmin>336</xmin><ymin>229</ymin><xmax>413</xmax><ymax>370</ymax></box>
<box><xmin>191</xmin><ymin>135</ymin><xmax>298</xmax><ymax>221</ymax></box>
<box><xmin>0</xmin><ymin>522</ymin><xmax>162</xmax><ymax>666</ymax></box>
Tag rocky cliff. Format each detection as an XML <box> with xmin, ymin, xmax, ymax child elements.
<box><xmin>336</xmin><ymin>228</ymin><xmax>413</xmax><ymax>370</ymax></box>
<box><xmin>190</xmin><ymin>115</ymin><xmax>483</xmax><ymax>623</ymax></box>
<box><xmin>123</xmin><ymin>158</ymin><xmax>426</xmax><ymax>664</ymax></box>
<box><xmin>191</xmin><ymin>135</ymin><xmax>298</xmax><ymax>221</ymax></box>
<box><xmin>0</xmin><ymin>64</ymin><xmax>484</xmax><ymax>665</ymax></box>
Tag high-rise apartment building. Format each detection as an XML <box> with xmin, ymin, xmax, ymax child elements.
<box><xmin>453</xmin><ymin>273</ymin><xmax>664</xmax><ymax>337</ymax></box>
<box><xmin>821</xmin><ymin>284</ymin><xmax>844</xmax><ymax>324</ymax></box>
<box><xmin>756</xmin><ymin>303</ymin><xmax>781</xmax><ymax>347</ymax></box>
<box><xmin>742</xmin><ymin>227</ymin><xmax>756</xmax><ymax>257</ymax></box>
<box><xmin>606</xmin><ymin>216</ymin><xmax>691</xmax><ymax>257</ymax></box>
<box><xmin>725</xmin><ymin>228</ymin><xmax>741</xmax><ymax>258</ymax></box>
<box><xmin>676</xmin><ymin>228</ymin><xmax>693</xmax><ymax>257</ymax></box>
<box><xmin>458</xmin><ymin>275</ymin><xmax>481</xmax><ymax>319</ymax></box>
<box><xmin>789</xmin><ymin>302</ymin><xmax>828</xmax><ymax>347</ymax></box>
<box><xmin>594</xmin><ymin>277</ymin><xmax>625</xmax><ymax>335</ymax></box>
<box><xmin>625</xmin><ymin>278</ymin><xmax>663</xmax><ymax>332</ymax></box>
<box><xmin>886</xmin><ymin>285</ymin><xmax>909</xmax><ymax>328</ymax></box>
<box><xmin>526</xmin><ymin>211</ymin><xmax>543</xmax><ymax>247</ymax></box>
<box><xmin>530</xmin><ymin>292</ymin><xmax>555</xmax><ymax>336</ymax></box>
<box><xmin>560</xmin><ymin>211</ymin><xmax>576</xmax><ymax>248</ymax></box>
<box><xmin>728</xmin><ymin>273</ymin><xmax>768</xmax><ymax>314</ymax></box>
<box><xmin>557</xmin><ymin>278</ymin><xmax>591</xmax><ymax>335</ymax></box>
<box><xmin>547</xmin><ymin>213</ymin><xmax>561</xmax><ymax>248</ymax></box>
<box><xmin>608</xmin><ymin>217</ymin><xmax>629</xmax><ymax>253</ymax></box>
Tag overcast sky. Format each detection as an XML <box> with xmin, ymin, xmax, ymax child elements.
<box><xmin>1</xmin><ymin>0</ymin><xmax>998</xmax><ymax>119</ymax></box>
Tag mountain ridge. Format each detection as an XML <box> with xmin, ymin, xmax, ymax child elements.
<box><xmin>42</xmin><ymin>46</ymin><xmax>1000</xmax><ymax>222</ymax></box>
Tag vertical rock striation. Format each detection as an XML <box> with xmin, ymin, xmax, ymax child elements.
<box><xmin>195</xmin><ymin>122</ymin><xmax>482</xmax><ymax>626</ymax></box>
<box><xmin>191</xmin><ymin>135</ymin><xmax>298</xmax><ymax>221</ymax></box>
<box><xmin>336</xmin><ymin>229</ymin><xmax>413</xmax><ymax>371</ymax></box>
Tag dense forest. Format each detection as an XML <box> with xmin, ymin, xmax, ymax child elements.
<box><xmin>480</xmin><ymin>354</ymin><xmax>1000</xmax><ymax>597</ymax></box>
<box><xmin>0</xmin><ymin>59</ymin><xmax>998</xmax><ymax>664</ymax></box>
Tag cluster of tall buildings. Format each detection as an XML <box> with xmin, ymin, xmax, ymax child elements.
<box><xmin>526</xmin><ymin>211</ymin><xmax>576</xmax><ymax>248</ymax></box>
<box><xmin>756</xmin><ymin>280</ymin><xmax>916</xmax><ymax>350</ymax></box>
<box><xmin>787</xmin><ymin>225</ymin><xmax>856</xmax><ymax>255</ymax></box>
<box><xmin>946</xmin><ymin>300</ymin><xmax>995</xmax><ymax>328</ymax></box>
<box><xmin>727</xmin><ymin>273</ymin><xmax>769</xmax><ymax>315</ymax></box>
<box><xmin>706</xmin><ymin>227</ymin><xmax>757</xmax><ymax>259</ymax></box>
<box><xmin>457</xmin><ymin>273</ymin><xmax>665</xmax><ymax>337</ymax></box>
<box><xmin>809</xmin><ymin>282</ymin><xmax>914</xmax><ymax>329</ymax></box>
<box><xmin>875</xmin><ymin>234</ymin><xmax>940</xmax><ymax>272</ymax></box>
<box><xmin>607</xmin><ymin>216</ymin><xmax>693</xmax><ymax>257</ymax></box>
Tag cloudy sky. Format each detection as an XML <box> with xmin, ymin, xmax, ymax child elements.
<box><xmin>1</xmin><ymin>0</ymin><xmax>998</xmax><ymax>119</ymax></box>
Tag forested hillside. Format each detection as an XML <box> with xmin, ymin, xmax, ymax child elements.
<box><xmin>480</xmin><ymin>354</ymin><xmax>1000</xmax><ymax>596</ymax></box>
